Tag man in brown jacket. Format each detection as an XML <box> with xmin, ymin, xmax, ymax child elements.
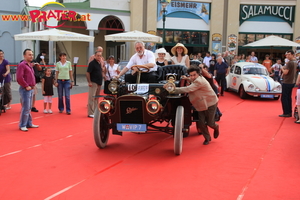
<box><xmin>165</xmin><ymin>66</ymin><xmax>219</xmax><ymax>145</ymax></box>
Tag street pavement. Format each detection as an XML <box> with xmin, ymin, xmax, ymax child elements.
<box><xmin>10</xmin><ymin>74</ymin><xmax>88</xmax><ymax>104</ymax></box>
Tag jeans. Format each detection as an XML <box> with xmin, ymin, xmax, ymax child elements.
<box><xmin>57</xmin><ymin>80</ymin><xmax>71</xmax><ymax>113</ymax></box>
<box><xmin>19</xmin><ymin>87</ymin><xmax>34</xmax><ymax>128</ymax></box>
<box><xmin>281</xmin><ymin>83</ymin><xmax>295</xmax><ymax>115</ymax></box>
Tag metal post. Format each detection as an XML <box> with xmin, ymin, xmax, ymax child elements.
<box><xmin>162</xmin><ymin>7</ymin><xmax>166</xmax><ymax>48</ymax></box>
<box><xmin>74</xmin><ymin>63</ymin><xmax>78</xmax><ymax>86</ymax></box>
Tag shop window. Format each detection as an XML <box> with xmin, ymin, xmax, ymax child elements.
<box><xmin>256</xmin><ymin>34</ymin><xmax>264</xmax><ymax>41</ymax></box>
<box><xmin>247</xmin><ymin>34</ymin><xmax>255</xmax><ymax>43</ymax></box>
<box><xmin>201</xmin><ymin>32</ymin><xmax>208</xmax><ymax>45</ymax></box>
<box><xmin>166</xmin><ymin>31</ymin><xmax>173</xmax><ymax>43</ymax></box>
<box><xmin>157</xmin><ymin>30</ymin><xmax>163</xmax><ymax>37</ymax></box>
<box><xmin>174</xmin><ymin>31</ymin><xmax>182</xmax><ymax>43</ymax></box>
<box><xmin>182</xmin><ymin>31</ymin><xmax>190</xmax><ymax>44</ymax></box>
<box><xmin>283</xmin><ymin>35</ymin><xmax>291</xmax><ymax>40</ymax></box>
<box><xmin>191</xmin><ymin>32</ymin><xmax>200</xmax><ymax>44</ymax></box>
<box><xmin>238</xmin><ymin>34</ymin><xmax>246</xmax><ymax>46</ymax></box>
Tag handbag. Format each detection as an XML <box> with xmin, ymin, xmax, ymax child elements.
<box><xmin>103</xmin><ymin>64</ymin><xmax>112</xmax><ymax>94</ymax></box>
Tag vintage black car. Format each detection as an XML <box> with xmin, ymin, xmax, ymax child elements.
<box><xmin>93</xmin><ymin>65</ymin><xmax>200</xmax><ymax>155</ymax></box>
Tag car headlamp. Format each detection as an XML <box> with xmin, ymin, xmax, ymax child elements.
<box><xmin>98</xmin><ymin>100</ymin><xmax>112</xmax><ymax>114</ymax></box>
<box><xmin>248</xmin><ymin>84</ymin><xmax>255</xmax><ymax>91</ymax></box>
<box><xmin>273</xmin><ymin>85</ymin><xmax>281</xmax><ymax>92</ymax></box>
<box><xmin>165</xmin><ymin>82</ymin><xmax>176</xmax><ymax>93</ymax></box>
<box><xmin>146</xmin><ymin>100</ymin><xmax>161</xmax><ymax>115</ymax></box>
<box><xmin>108</xmin><ymin>80</ymin><xmax>118</xmax><ymax>94</ymax></box>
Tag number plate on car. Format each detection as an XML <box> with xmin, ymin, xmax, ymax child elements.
<box><xmin>117</xmin><ymin>123</ymin><xmax>147</xmax><ymax>132</ymax></box>
<box><xmin>261</xmin><ymin>94</ymin><xmax>274</xmax><ymax>98</ymax></box>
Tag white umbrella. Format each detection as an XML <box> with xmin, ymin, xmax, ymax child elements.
<box><xmin>14</xmin><ymin>28</ymin><xmax>94</xmax><ymax>42</ymax></box>
<box><xmin>105</xmin><ymin>30</ymin><xmax>162</xmax><ymax>43</ymax></box>
<box><xmin>244</xmin><ymin>35</ymin><xmax>299</xmax><ymax>47</ymax></box>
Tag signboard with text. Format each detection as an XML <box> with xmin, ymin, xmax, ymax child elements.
<box><xmin>157</xmin><ymin>0</ymin><xmax>210</xmax><ymax>24</ymax></box>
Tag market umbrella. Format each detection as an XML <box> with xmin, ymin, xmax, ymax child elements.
<box><xmin>243</xmin><ymin>35</ymin><xmax>299</xmax><ymax>47</ymax></box>
<box><xmin>14</xmin><ymin>28</ymin><xmax>94</xmax><ymax>42</ymax></box>
<box><xmin>105</xmin><ymin>30</ymin><xmax>162</xmax><ymax>43</ymax></box>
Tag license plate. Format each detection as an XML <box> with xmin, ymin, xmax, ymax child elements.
<box><xmin>117</xmin><ymin>123</ymin><xmax>147</xmax><ymax>132</ymax></box>
<box><xmin>261</xmin><ymin>94</ymin><xmax>274</xmax><ymax>98</ymax></box>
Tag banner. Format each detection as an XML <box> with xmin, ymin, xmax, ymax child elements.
<box><xmin>157</xmin><ymin>1</ymin><xmax>210</xmax><ymax>24</ymax></box>
<box><xmin>212</xmin><ymin>33</ymin><xmax>222</xmax><ymax>55</ymax></box>
<box><xmin>228</xmin><ymin>34</ymin><xmax>237</xmax><ymax>55</ymax></box>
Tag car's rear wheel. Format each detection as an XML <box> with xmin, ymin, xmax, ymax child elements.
<box><xmin>93</xmin><ymin>108</ymin><xmax>110</xmax><ymax>149</ymax></box>
<box><xmin>174</xmin><ymin>106</ymin><xmax>184</xmax><ymax>155</ymax></box>
<box><xmin>239</xmin><ymin>85</ymin><xmax>248</xmax><ymax>99</ymax></box>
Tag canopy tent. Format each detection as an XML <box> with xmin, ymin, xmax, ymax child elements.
<box><xmin>105</xmin><ymin>30</ymin><xmax>162</xmax><ymax>43</ymax></box>
<box><xmin>14</xmin><ymin>28</ymin><xmax>94</xmax><ymax>42</ymax></box>
<box><xmin>243</xmin><ymin>35</ymin><xmax>300</xmax><ymax>47</ymax></box>
<box><xmin>14</xmin><ymin>28</ymin><xmax>94</xmax><ymax>65</ymax></box>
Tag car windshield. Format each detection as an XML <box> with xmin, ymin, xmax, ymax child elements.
<box><xmin>243</xmin><ymin>65</ymin><xmax>268</xmax><ymax>75</ymax></box>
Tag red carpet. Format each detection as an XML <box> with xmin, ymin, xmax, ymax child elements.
<box><xmin>0</xmin><ymin>90</ymin><xmax>300</xmax><ymax>200</ymax></box>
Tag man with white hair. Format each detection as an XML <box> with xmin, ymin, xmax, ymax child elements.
<box><xmin>214</xmin><ymin>56</ymin><xmax>229</xmax><ymax>96</ymax></box>
<box><xmin>117</xmin><ymin>41</ymin><xmax>157</xmax><ymax>83</ymax></box>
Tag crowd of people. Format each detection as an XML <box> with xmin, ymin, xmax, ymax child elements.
<box><xmin>1</xmin><ymin>41</ymin><xmax>300</xmax><ymax>139</ymax></box>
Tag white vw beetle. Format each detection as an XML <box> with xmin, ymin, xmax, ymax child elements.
<box><xmin>226</xmin><ymin>62</ymin><xmax>281</xmax><ymax>100</ymax></box>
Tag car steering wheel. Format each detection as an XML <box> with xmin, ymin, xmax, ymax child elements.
<box><xmin>131</xmin><ymin>65</ymin><xmax>149</xmax><ymax>73</ymax></box>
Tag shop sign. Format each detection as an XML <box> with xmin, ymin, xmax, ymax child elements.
<box><xmin>212</xmin><ymin>33</ymin><xmax>222</xmax><ymax>55</ymax></box>
<box><xmin>228</xmin><ymin>34</ymin><xmax>237</xmax><ymax>55</ymax></box>
<box><xmin>1</xmin><ymin>2</ymin><xmax>91</xmax><ymax>28</ymax></box>
<box><xmin>240</xmin><ymin>5</ymin><xmax>295</xmax><ymax>26</ymax></box>
<box><xmin>157</xmin><ymin>0</ymin><xmax>210</xmax><ymax>24</ymax></box>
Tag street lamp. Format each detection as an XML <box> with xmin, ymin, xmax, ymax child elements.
<box><xmin>161</xmin><ymin>0</ymin><xmax>170</xmax><ymax>48</ymax></box>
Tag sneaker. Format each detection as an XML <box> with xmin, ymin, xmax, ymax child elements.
<box><xmin>88</xmin><ymin>115</ymin><xmax>94</xmax><ymax>118</ymax></box>
<box><xmin>48</xmin><ymin>110</ymin><xmax>53</xmax><ymax>114</ymax></box>
<box><xmin>59</xmin><ymin>110</ymin><xmax>63</xmax><ymax>113</ymax></box>
<box><xmin>28</xmin><ymin>124</ymin><xmax>39</xmax><ymax>128</ymax></box>
<box><xmin>20</xmin><ymin>127</ymin><xmax>28</xmax><ymax>131</ymax></box>
<box><xmin>67</xmin><ymin>112</ymin><xmax>71</xmax><ymax>115</ymax></box>
<box><xmin>31</xmin><ymin>107</ymin><xmax>39</xmax><ymax>112</ymax></box>
<box><xmin>5</xmin><ymin>106</ymin><xmax>11</xmax><ymax>110</ymax></box>
<box><xmin>44</xmin><ymin>109</ymin><xmax>48</xmax><ymax>114</ymax></box>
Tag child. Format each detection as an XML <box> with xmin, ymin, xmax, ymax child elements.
<box><xmin>271</xmin><ymin>59</ymin><xmax>282</xmax><ymax>82</ymax></box>
<box><xmin>262</xmin><ymin>54</ymin><xmax>272</xmax><ymax>73</ymax></box>
<box><xmin>41</xmin><ymin>68</ymin><xmax>55</xmax><ymax>114</ymax></box>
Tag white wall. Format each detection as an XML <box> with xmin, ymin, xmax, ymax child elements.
<box><xmin>90</xmin><ymin>0</ymin><xmax>130</xmax><ymax>11</ymax></box>
<box><xmin>239</xmin><ymin>21</ymin><xmax>293</xmax><ymax>33</ymax></box>
<box><xmin>157</xmin><ymin>17</ymin><xmax>210</xmax><ymax>31</ymax></box>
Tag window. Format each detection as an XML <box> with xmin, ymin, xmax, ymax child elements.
<box><xmin>174</xmin><ymin>31</ymin><xmax>182</xmax><ymax>43</ymax></box>
<box><xmin>234</xmin><ymin>66</ymin><xmax>241</xmax><ymax>75</ymax></box>
<box><xmin>238</xmin><ymin>34</ymin><xmax>246</xmax><ymax>46</ymax></box>
<box><xmin>230</xmin><ymin>65</ymin><xmax>235</xmax><ymax>73</ymax></box>
<box><xmin>247</xmin><ymin>34</ymin><xmax>255</xmax><ymax>43</ymax></box>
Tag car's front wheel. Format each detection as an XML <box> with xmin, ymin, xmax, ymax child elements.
<box><xmin>93</xmin><ymin>108</ymin><xmax>110</xmax><ymax>149</ymax></box>
<box><xmin>239</xmin><ymin>85</ymin><xmax>248</xmax><ymax>99</ymax></box>
<box><xmin>174</xmin><ymin>106</ymin><xmax>184</xmax><ymax>155</ymax></box>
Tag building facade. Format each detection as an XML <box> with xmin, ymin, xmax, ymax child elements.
<box><xmin>2</xmin><ymin>0</ymin><xmax>300</xmax><ymax>73</ymax></box>
<box><xmin>0</xmin><ymin>0</ymin><xmax>27</xmax><ymax>64</ymax></box>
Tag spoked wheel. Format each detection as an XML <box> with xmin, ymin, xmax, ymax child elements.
<box><xmin>93</xmin><ymin>108</ymin><xmax>110</xmax><ymax>149</ymax></box>
<box><xmin>174</xmin><ymin>106</ymin><xmax>184</xmax><ymax>155</ymax></box>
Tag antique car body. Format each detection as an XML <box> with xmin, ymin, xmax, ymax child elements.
<box><xmin>93</xmin><ymin>65</ymin><xmax>197</xmax><ymax>155</ymax></box>
<box><xmin>226</xmin><ymin>62</ymin><xmax>281</xmax><ymax>100</ymax></box>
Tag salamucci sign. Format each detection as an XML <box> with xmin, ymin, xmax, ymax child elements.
<box><xmin>240</xmin><ymin>5</ymin><xmax>295</xmax><ymax>26</ymax></box>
